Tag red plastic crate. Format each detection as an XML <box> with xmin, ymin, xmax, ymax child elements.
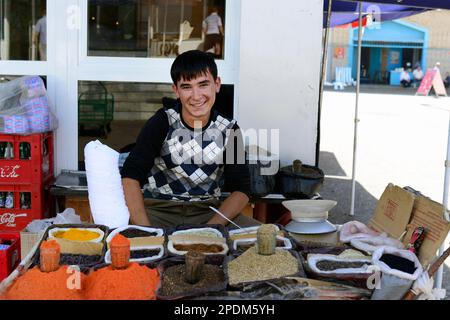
<box><xmin>0</xmin><ymin>132</ymin><xmax>54</xmax><ymax>185</ymax></box>
<box><xmin>0</xmin><ymin>183</ymin><xmax>53</xmax><ymax>232</ymax></box>
<box><xmin>0</xmin><ymin>231</ymin><xmax>21</xmax><ymax>281</ymax></box>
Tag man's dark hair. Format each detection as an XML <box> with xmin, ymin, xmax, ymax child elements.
<box><xmin>170</xmin><ymin>50</ymin><xmax>218</xmax><ymax>85</ymax></box>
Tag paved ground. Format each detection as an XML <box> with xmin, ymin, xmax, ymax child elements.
<box><xmin>320</xmin><ymin>85</ymin><xmax>450</xmax><ymax>298</ymax></box>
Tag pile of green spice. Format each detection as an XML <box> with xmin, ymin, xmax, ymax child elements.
<box><xmin>228</xmin><ymin>247</ymin><xmax>299</xmax><ymax>285</ymax></box>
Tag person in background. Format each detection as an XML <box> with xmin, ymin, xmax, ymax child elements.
<box><xmin>400</xmin><ymin>67</ymin><xmax>412</xmax><ymax>88</ymax></box>
<box><xmin>202</xmin><ymin>7</ymin><xmax>224</xmax><ymax>58</ymax></box>
<box><xmin>433</xmin><ymin>62</ymin><xmax>441</xmax><ymax>71</ymax></box>
<box><xmin>412</xmin><ymin>65</ymin><xmax>424</xmax><ymax>88</ymax></box>
<box><xmin>121</xmin><ymin>50</ymin><xmax>258</xmax><ymax>229</ymax></box>
<box><xmin>33</xmin><ymin>8</ymin><xmax>47</xmax><ymax>61</ymax></box>
<box><xmin>444</xmin><ymin>72</ymin><xmax>450</xmax><ymax>89</ymax></box>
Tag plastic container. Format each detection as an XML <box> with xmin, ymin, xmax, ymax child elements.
<box><xmin>156</xmin><ymin>255</ymin><xmax>227</xmax><ymax>300</ymax></box>
<box><xmin>0</xmin><ymin>231</ymin><xmax>21</xmax><ymax>281</ymax></box>
<box><xmin>30</xmin><ymin>223</ymin><xmax>109</xmax><ymax>272</ymax></box>
<box><xmin>0</xmin><ymin>132</ymin><xmax>54</xmax><ymax>185</ymax></box>
<box><xmin>0</xmin><ymin>182</ymin><xmax>53</xmax><ymax>232</ymax></box>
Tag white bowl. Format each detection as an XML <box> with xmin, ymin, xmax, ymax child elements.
<box><xmin>48</xmin><ymin>227</ymin><xmax>105</xmax><ymax>243</ymax></box>
<box><xmin>282</xmin><ymin>200</ymin><xmax>337</xmax><ymax>221</ymax></box>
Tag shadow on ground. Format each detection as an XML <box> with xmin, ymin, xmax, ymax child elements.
<box><xmin>318</xmin><ymin>151</ymin><xmax>378</xmax><ymax>224</ymax></box>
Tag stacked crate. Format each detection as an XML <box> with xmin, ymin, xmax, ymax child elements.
<box><xmin>0</xmin><ymin>132</ymin><xmax>54</xmax><ymax>280</ymax></box>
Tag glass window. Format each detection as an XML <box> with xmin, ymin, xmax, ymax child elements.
<box><xmin>87</xmin><ymin>0</ymin><xmax>226</xmax><ymax>59</ymax></box>
<box><xmin>0</xmin><ymin>0</ymin><xmax>47</xmax><ymax>61</ymax></box>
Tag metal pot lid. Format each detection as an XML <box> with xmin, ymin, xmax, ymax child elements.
<box><xmin>285</xmin><ymin>220</ymin><xmax>337</xmax><ymax>235</ymax></box>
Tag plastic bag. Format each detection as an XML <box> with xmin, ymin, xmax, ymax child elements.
<box><xmin>371</xmin><ymin>246</ymin><xmax>423</xmax><ymax>300</ymax></box>
<box><xmin>52</xmin><ymin>208</ymin><xmax>82</xmax><ymax>225</ymax></box>
<box><xmin>0</xmin><ymin>76</ymin><xmax>58</xmax><ymax>134</ymax></box>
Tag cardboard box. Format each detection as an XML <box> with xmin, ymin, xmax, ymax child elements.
<box><xmin>402</xmin><ymin>191</ymin><xmax>450</xmax><ymax>267</ymax></box>
<box><xmin>369</xmin><ymin>184</ymin><xmax>450</xmax><ymax>268</ymax></box>
<box><xmin>20</xmin><ymin>229</ymin><xmax>44</xmax><ymax>260</ymax></box>
<box><xmin>368</xmin><ymin>184</ymin><xmax>415</xmax><ymax>239</ymax></box>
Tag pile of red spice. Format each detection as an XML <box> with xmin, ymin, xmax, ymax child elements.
<box><xmin>3</xmin><ymin>266</ymin><xmax>86</xmax><ymax>300</ymax></box>
<box><xmin>84</xmin><ymin>262</ymin><xmax>160</xmax><ymax>300</ymax></box>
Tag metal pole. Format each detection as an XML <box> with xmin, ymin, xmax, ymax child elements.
<box><xmin>350</xmin><ymin>3</ymin><xmax>363</xmax><ymax>216</ymax></box>
<box><xmin>434</xmin><ymin>112</ymin><xmax>450</xmax><ymax>290</ymax></box>
<box><xmin>316</xmin><ymin>0</ymin><xmax>333</xmax><ymax>168</ymax></box>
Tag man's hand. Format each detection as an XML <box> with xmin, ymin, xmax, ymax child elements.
<box><xmin>122</xmin><ymin>178</ymin><xmax>151</xmax><ymax>226</ymax></box>
<box><xmin>207</xmin><ymin>191</ymin><xmax>249</xmax><ymax>226</ymax></box>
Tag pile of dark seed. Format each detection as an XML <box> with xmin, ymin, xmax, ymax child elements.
<box><xmin>159</xmin><ymin>264</ymin><xmax>225</xmax><ymax>297</ymax></box>
<box><xmin>316</xmin><ymin>260</ymin><xmax>368</xmax><ymax>272</ymax></box>
<box><xmin>380</xmin><ymin>254</ymin><xmax>417</xmax><ymax>274</ymax></box>
<box><xmin>35</xmin><ymin>253</ymin><xmax>102</xmax><ymax>266</ymax></box>
<box><xmin>119</xmin><ymin>229</ymin><xmax>158</xmax><ymax>238</ymax></box>
<box><xmin>130</xmin><ymin>249</ymin><xmax>161</xmax><ymax>259</ymax></box>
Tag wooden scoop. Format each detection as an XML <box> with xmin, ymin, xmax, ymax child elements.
<box><xmin>403</xmin><ymin>243</ymin><xmax>450</xmax><ymax>300</ymax></box>
<box><xmin>185</xmin><ymin>251</ymin><xmax>205</xmax><ymax>284</ymax></box>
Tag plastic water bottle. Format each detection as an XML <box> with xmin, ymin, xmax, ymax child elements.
<box><xmin>5</xmin><ymin>192</ymin><xmax>14</xmax><ymax>209</ymax></box>
<box><xmin>0</xmin><ymin>193</ymin><xmax>5</xmax><ymax>208</ymax></box>
<box><xmin>4</xmin><ymin>142</ymin><xmax>13</xmax><ymax>159</ymax></box>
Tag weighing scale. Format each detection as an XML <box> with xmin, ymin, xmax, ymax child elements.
<box><xmin>282</xmin><ymin>200</ymin><xmax>337</xmax><ymax>234</ymax></box>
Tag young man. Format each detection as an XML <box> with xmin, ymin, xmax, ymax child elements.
<box><xmin>121</xmin><ymin>50</ymin><xmax>258</xmax><ymax>228</ymax></box>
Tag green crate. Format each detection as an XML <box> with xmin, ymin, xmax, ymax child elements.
<box><xmin>78</xmin><ymin>82</ymin><xmax>114</xmax><ymax>138</ymax></box>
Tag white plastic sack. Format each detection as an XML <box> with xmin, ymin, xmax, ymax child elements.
<box><xmin>339</xmin><ymin>221</ymin><xmax>380</xmax><ymax>243</ymax></box>
<box><xmin>371</xmin><ymin>246</ymin><xmax>423</xmax><ymax>300</ymax></box>
<box><xmin>0</xmin><ymin>76</ymin><xmax>58</xmax><ymax>134</ymax></box>
<box><xmin>372</xmin><ymin>247</ymin><xmax>422</xmax><ymax>281</ymax></box>
<box><xmin>350</xmin><ymin>235</ymin><xmax>405</xmax><ymax>255</ymax></box>
<box><xmin>84</xmin><ymin>140</ymin><xmax>130</xmax><ymax>228</ymax></box>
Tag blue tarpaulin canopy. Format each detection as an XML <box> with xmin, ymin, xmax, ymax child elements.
<box><xmin>324</xmin><ymin>0</ymin><xmax>427</xmax><ymax>27</ymax></box>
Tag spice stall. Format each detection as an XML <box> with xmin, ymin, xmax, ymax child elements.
<box><xmin>1</xmin><ymin>179</ymin><xmax>450</xmax><ymax>300</ymax></box>
<box><xmin>2</xmin><ymin>136</ymin><xmax>450</xmax><ymax>300</ymax></box>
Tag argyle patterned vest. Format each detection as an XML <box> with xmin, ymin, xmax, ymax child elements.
<box><xmin>146</xmin><ymin>104</ymin><xmax>236</xmax><ymax>201</ymax></box>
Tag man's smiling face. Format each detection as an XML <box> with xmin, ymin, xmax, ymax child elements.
<box><xmin>172</xmin><ymin>70</ymin><xmax>221</xmax><ymax>127</ymax></box>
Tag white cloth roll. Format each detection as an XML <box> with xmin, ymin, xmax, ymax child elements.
<box><xmin>84</xmin><ymin>140</ymin><xmax>130</xmax><ymax>228</ymax></box>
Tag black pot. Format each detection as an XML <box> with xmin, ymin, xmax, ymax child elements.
<box><xmin>276</xmin><ymin>163</ymin><xmax>324</xmax><ymax>199</ymax></box>
<box><xmin>248</xmin><ymin>160</ymin><xmax>279</xmax><ymax>198</ymax></box>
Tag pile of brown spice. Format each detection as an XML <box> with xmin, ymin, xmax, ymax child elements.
<box><xmin>228</xmin><ymin>247</ymin><xmax>299</xmax><ymax>285</ymax></box>
<box><xmin>173</xmin><ymin>243</ymin><xmax>224</xmax><ymax>253</ymax></box>
<box><xmin>159</xmin><ymin>263</ymin><xmax>225</xmax><ymax>298</ymax></box>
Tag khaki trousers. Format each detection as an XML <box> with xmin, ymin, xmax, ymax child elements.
<box><xmin>144</xmin><ymin>198</ymin><xmax>260</xmax><ymax>229</ymax></box>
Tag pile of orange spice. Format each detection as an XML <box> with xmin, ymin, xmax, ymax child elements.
<box><xmin>83</xmin><ymin>234</ymin><xmax>160</xmax><ymax>300</ymax></box>
<box><xmin>84</xmin><ymin>262</ymin><xmax>160</xmax><ymax>300</ymax></box>
<box><xmin>2</xmin><ymin>266</ymin><xmax>86</xmax><ymax>300</ymax></box>
<box><xmin>2</xmin><ymin>235</ymin><xmax>160</xmax><ymax>300</ymax></box>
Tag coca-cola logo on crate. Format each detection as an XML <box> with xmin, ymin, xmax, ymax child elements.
<box><xmin>0</xmin><ymin>165</ymin><xmax>21</xmax><ymax>178</ymax></box>
<box><xmin>0</xmin><ymin>213</ymin><xmax>27</xmax><ymax>227</ymax></box>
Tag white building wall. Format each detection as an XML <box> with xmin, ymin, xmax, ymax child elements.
<box><xmin>237</xmin><ymin>0</ymin><xmax>323</xmax><ymax>167</ymax></box>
